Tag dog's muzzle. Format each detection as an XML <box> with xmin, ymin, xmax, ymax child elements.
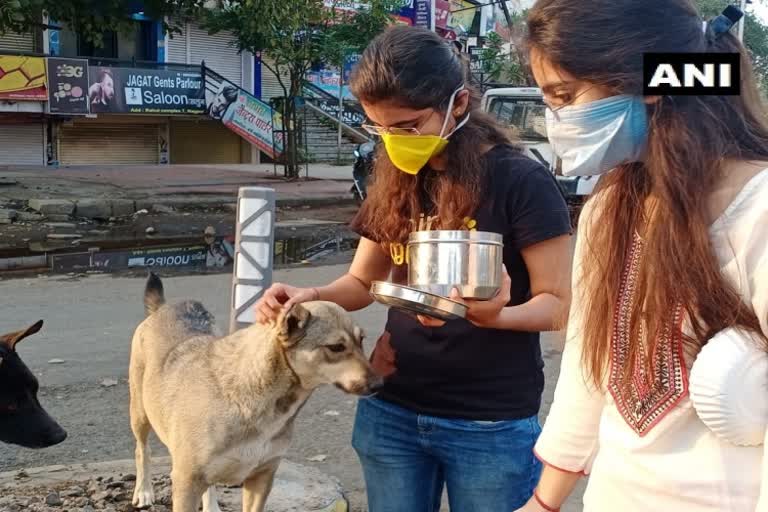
<box><xmin>335</xmin><ymin>375</ymin><xmax>384</xmax><ymax>396</ymax></box>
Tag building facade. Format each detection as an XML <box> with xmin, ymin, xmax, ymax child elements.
<box><xmin>0</xmin><ymin>15</ymin><xmax>261</xmax><ymax>167</ymax></box>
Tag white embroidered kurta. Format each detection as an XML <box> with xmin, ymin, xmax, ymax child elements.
<box><xmin>535</xmin><ymin>168</ymin><xmax>768</xmax><ymax>511</ymax></box>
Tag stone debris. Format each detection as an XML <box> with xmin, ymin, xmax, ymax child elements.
<box><xmin>0</xmin><ymin>475</ymin><xmax>176</xmax><ymax>512</ymax></box>
<box><xmin>151</xmin><ymin>204</ymin><xmax>176</xmax><ymax>214</ymax></box>
<box><xmin>44</xmin><ymin>491</ymin><xmax>62</xmax><ymax>506</ymax></box>
<box><xmin>307</xmin><ymin>454</ymin><xmax>328</xmax><ymax>462</ymax></box>
<box><xmin>28</xmin><ymin>199</ymin><xmax>75</xmax><ymax>216</ymax></box>
<box><xmin>47</xmin><ymin>359</ymin><xmax>66</xmax><ymax>364</ymax></box>
<box><xmin>101</xmin><ymin>378</ymin><xmax>119</xmax><ymax>388</ymax></box>
<box><xmin>0</xmin><ymin>459</ymin><xmax>348</xmax><ymax>512</ymax></box>
<box><xmin>0</xmin><ymin>208</ymin><xmax>17</xmax><ymax>224</ymax></box>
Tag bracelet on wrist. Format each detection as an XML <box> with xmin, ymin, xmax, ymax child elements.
<box><xmin>534</xmin><ymin>490</ymin><xmax>560</xmax><ymax>512</ymax></box>
<box><xmin>311</xmin><ymin>287</ymin><xmax>320</xmax><ymax>301</ymax></box>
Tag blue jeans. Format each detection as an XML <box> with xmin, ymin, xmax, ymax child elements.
<box><xmin>352</xmin><ymin>397</ymin><xmax>542</xmax><ymax>512</ymax></box>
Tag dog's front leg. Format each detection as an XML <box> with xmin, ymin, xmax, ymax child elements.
<box><xmin>170</xmin><ymin>469</ymin><xmax>207</xmax><ymax>512</ymax></box>
<box><xmin>242</xmin><ymin>459</ymin><xmax>281</xmax><ymax>512</ymax></box>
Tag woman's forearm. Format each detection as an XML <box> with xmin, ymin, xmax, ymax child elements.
<box><xmin>494</xmin><ymin>293</ymin><xmax>568</xmax><ymax>332</ymax></box>
<box><xmin>315</xmin><ymin>273</ymin><xmax>375</xmax><ymax>312</ymax></box>
<box><xmin>532</xmin><ymin>464</ymin><xmax>583</xmax><ymax>510</ymax></box>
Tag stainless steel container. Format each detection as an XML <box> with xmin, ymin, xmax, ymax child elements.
<box><xmin>407</xmin><ymin>230</ymin><xmax>504</xmax><ymax>300</ymax></box>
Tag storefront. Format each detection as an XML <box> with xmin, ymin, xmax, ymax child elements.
<box><xmin>56</xmin><ymin>115</ymin><xmax>162</xmax><ymax>165</ymax></box>
<box><xmin>0</xmin><ymin>114</ymin><xmax>46</xmax><ymax>165</ymax></box>
<box><xmin>53</xmin><ymin>63</ymin><xmax>207</xmax><ymax>165</ymax></box>
<box><xmin>0</xmin><ymin>54</ymin><xmax>48</xmax><ymax>165</ymax></box>
<box><xmin>169</xmin><ymin>118</ymin><xmax>248</xmax><ymax>164</ymax></box>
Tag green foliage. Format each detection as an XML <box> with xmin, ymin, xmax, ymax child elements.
<box><xmin>480</xmin><ymin>31</ymin><xmax>526</xmax><ymax>84</ymax></box>
<box><xmin>478</xmin><ymin>10</ymin><xmax>534</xmax><ymax>86</ymax></box>
<box><xmin>0</xmin><ymin>0</ymin><xmax>202</xmax><ymax>46</ymax></box>
<box><xmin>204</xmin><ymin>0</ymin><xmax>400</xmax><ymax>97</ymax></box>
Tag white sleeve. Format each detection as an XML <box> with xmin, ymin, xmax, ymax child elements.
<box><xmin>534</xmin><ymin>199</ymin><xmax>606</xmax><ymax>475</ymax></box>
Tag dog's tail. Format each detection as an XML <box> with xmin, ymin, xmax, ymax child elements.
<box><xmin>144</xmin><ymin>272</ymin><xmax>166</xmax><ymax>316</ymax></box>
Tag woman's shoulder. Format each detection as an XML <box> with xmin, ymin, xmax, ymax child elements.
<box><xmin>709</xmin><ymin>161</ymin><xmax>768</xmax><ymax>228</ymax></box>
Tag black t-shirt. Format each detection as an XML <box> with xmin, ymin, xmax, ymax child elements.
<box><xmin>351</xmin><ymin>144</ymin><xmax>572</xmax><ymax>421</ymax></box>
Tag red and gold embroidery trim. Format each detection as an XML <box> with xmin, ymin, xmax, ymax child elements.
<box><xmin>607</xmin><ymin>233</ymin><xmax>688</xmax><ymax>437</ymax></box>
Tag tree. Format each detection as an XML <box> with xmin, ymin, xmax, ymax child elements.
<box><xmin>203</xmin><ymin>0</ymin><xmax>400</xmax><ymax>178</ymax></box>
<box><xmin>476</xmin><ymin>10</ymin><xmax>535</xmax><ymax>89</ymax></box>
<box><xmin>479</xmin><ymin>30</ymin><xmax>530</xmax><ymax>87</ymax></box>
<box><xmin>0</xmin><ymin>0</ymin><xmax>201</xmax><ymax>45</ymax></box>
<box><xmin>696</xmin><ymin>0</ymin><xmax>768</xmax><ymax>92</ymax></box>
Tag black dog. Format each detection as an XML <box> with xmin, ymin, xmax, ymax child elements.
<box><xmin>0</xmin><ymin>320</ymin><xmax>67</xmax><ymax>448</ymax></box>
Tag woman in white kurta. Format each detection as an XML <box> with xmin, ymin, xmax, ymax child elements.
<box><xmin>516</xmin><ymin>1</ymin><xmax>768</xmax><ymax>511</ymax></box>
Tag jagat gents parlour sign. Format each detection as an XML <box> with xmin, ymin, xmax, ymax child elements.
<box><xmin>88</xmin><ymin>66</ymin><xmax>205</xmax><ymax>115</ymax></box>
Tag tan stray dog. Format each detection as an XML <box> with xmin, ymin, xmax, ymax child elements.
<box><xmin>129</xmin><ymin>273</ymin><xmax>382</xmax><ymax>512</ymax></box>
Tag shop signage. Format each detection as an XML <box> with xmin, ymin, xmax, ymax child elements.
<box><xmin>87</xmin><ymin>66</ymin><xmax>205</xmax><ymax>115</ymax></box>
<box><xmin>396</xmin><ymin>0</ymin><xmax>432</xmax><ymax>29</ymax></box>
<box><xmin>46</xmin><ymin>58</ymin><xmax>90</xmax><ymax>114</ymax></box>
<box><xmin>0</xmin><ymin>55</ymin><xmax>47</xmax><ymax>100</ymax></box>
<box><xmin>448</xmin><ymin>0</ymin><xmax>476</xmax><ymax>31</ymax></box>
<box><xmin>204</xmin><ymin>68</ymin><xmax>284</xmax><ymax>159</ymax></box>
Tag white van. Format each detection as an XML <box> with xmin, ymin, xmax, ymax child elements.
<box><xmin>481</xmin><ymin>87</ymin><xmax>597</xmax><ymax>202</ymax></box>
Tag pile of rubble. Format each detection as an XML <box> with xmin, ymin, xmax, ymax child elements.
<box><xmin>0</xmin><ymin>473</ymin><xmax>185</xmax><ymax>512</ymax></box>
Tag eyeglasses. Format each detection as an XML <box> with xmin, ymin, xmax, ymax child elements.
<box><xmin>361</xmin><ymin>109</ymin><xmax>441</xmax><ymax>137</ymax></box>
<box><xmin>542</xmin><ymin>86</ymin><xmax>597</xmax><ymax>119</ymax></box>
<box><xmin>361</xmin><ymin>125</ymin><xmax>422</xmax><ymax>136</ymax></box>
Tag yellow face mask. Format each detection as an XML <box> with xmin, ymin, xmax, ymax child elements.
<box><xmin>380</xmin><ymin>86</ymin><xmax>470</xmax><ymax>175</ymax></box>
<box><xmin>381</xmin><ymin>134</ymin><xmax>449</xmax><ymax>175</ymax></box>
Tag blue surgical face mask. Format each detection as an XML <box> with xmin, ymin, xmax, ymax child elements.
<box><xmin>545</xmin><ymin>95</ymin><xmax>648</xmax><ymax>177</ymax></box>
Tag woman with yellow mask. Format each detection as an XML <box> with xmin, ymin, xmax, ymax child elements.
<box><xmin>255</xmin><ymin>25</ymin><xmax>572</xmax><ymax>511</ymax></box>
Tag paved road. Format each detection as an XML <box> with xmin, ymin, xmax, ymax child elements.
<box><xmin>0</xmin><ymin>265</ymin><xmax>585</xmax><ymax>511</ymax></box>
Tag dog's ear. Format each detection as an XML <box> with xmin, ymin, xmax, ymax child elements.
<box><xmin>1</xmin><ymin>320</ymin><xmax>44</xmax><ymax>350</ymax></box>
<box><xmin>277</xmin><ymin>304</ymin><xmax>312</xmax><ymax>347</ymax></box>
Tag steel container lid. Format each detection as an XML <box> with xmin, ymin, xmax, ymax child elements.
<box><xmin>407</xmin><ymin>230</ymin><xmax>503</xmax><ymax>246</ymax></box>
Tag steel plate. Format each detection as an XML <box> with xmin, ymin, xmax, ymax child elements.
<box><xmin>369</xmin><ymin>281</ymin><xmax>468</xmax><ymax>321</ymax></box>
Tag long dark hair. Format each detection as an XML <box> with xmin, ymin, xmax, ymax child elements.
<box><xmin>526</xmin><ymin>0</ymin><xmax>768</xmax><ymax>387</ymax></box>
<box><xmin>350</xmin><ymin>25</ymin><xmax>515</xmax><ymax>247</ymax></box>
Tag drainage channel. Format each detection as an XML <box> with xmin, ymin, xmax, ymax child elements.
<box><xmin>0</xmin><ymin>230</ymin><xmax>360</xmax><ymax>277</ymax></box>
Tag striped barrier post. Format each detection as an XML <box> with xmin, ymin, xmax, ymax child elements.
<box><xmin>229</xmin><ymin>187</ymin><xmax>276</xmax><ymax>334</ymax></box>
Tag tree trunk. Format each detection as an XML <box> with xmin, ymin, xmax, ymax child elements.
<box><xmin>283</xmin><ymin>69</ymin><xmax>305</xmax><ymax>179</ymax></box>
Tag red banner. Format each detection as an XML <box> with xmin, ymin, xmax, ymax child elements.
<box><xmin>435</xmin><ymin>0</ymin><xmax>450</xmax><ymax>29</ymax></box>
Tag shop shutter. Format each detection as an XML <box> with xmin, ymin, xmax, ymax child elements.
<box><xmin>188</xmin><ymin>24</ymin><xmax>241</xmax><ymax>85</ymax></box>
<box><xmin>165</xmin><ymin>27</ymin><xmax>187</xmax><ymax>64</ymax></box>
<box><xmin>0</xmin><ymin>123</ymin><xmax>44</xmax><ymax>164</ymax></box>
<box><xmin>0</xmin><ymin>32</ymin><xmax>35</xmax><ymax>54</ymax></box>
<box><xmin>260</xmin><ymin>57</ymin><xmax>288</xmax><ymax>104</ymax></box>
<box><xmin>59</xmin><ymin>124</ymin><xmax>158</xmax><ymax>165</ymax></box>
<box><xmin>169</xmin><ymin>119</ymin><xmax>241</xmax><ymax>164</ymax></box>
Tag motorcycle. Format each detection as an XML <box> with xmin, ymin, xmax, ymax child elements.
<box><xmin>351</xmin><ymin>140</ymin><xmax>376</xmax><ymax>202</ymax></box>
